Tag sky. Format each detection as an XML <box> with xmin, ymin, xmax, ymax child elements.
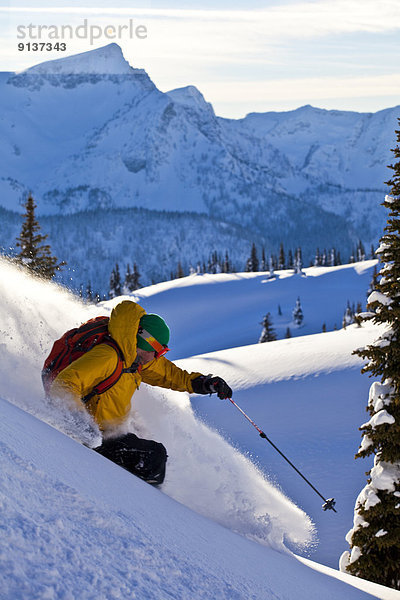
<box><xmin>1</xmin><ymin>0</ymin><xmax>400</xmax><ymax>118</ymax></box>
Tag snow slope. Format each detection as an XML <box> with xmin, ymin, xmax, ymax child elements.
<box><xmin>1</xmin><ymin>257</ymin><xmax>399</xmax><ymax>598</ymax></box>
<box><xmin>114</xmin><ymin>260</ymin><xmax>378</xmax><ymax>360</ymax></box>
<box><xmin>1</xmin><ymin>394</ymin><xmax>392</xmax><ymax>600</ymax></box>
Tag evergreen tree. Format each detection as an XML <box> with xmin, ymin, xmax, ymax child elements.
<box><xmin>341</xmin><ymin>119</ymin><xmax>400</xmax><ymax>590</ymax></box>
<box><xmin>246</xmin><ymin>243</ymin><xmax>259</xmax><ymax>272</ymax></box>
<box><xmin>288</xmin><ymin>249</ymin><xmax>294</xmax><ymax>269</ymax></box>
<box><xmin>268</xmin><ymin>256</ymin><xmax>276</xmax><ymax>279</ymax></box>
<box><xmin>294</xmin><ymin>247</ymin><xmax>303</xmax><ymax>274</ymax></box>
<box><xmin>322</xmin><ymin>323</ymin><xmax>327</xmax><ymax>333</ymax></box>
<box><xmin>214</xmin><ymin>255</ymin><xmax>222</xmax><ymax>274</ymax></box>
<box><xmin>15</xmin><ymin>194</ymin><xmax>65</xmax><ymax>279</ymax></box>
<box><xmin>354</xmin><ymin>301</ymin><xmax>363</xmax><ymax>327</ymax></box>
<box><xmin>109</xmin><ymin>263</ymin><xmax>122</xmax><ymax>298</ymax></box>
<box><xmin>367</xmin><ymin>265</ymin><xmax>379</xmax><ymax>298</ymax></box>
<box><xmin>285</xmin><ymin>327</ymin><xmax>292</xmax><ymax>338</ymax></box>
<box><xmin>259</xmin><ymin>313</ymin><xmax>277</xmax><ymax>342</ymax></box>
<box><xmin>124</xmin><ymin>262</ymin><xmax>141</xmax><ymax>293</ymax></box>
<box><xmin>278</xmin><ymin>243</ymin><xmax>285</xmax><ymax>270</ymax></box>
<box><xmin>357</xmin><ymin>240</ymin><xmax>366</xmax><ymax>262</ymax></box>
<box><xmin>123</xmin><ymin>263</ymin><xmax>133</xmax><ymax>293</ymax></box>
<box><xmin>329</xmin><ymin>248</ymin><xmax>337</xmax><ymax>267</ymax></box>
<box><xmin>292</xmin><ymin>297</ymin><xmax>304</xmax><ymax>327</ymax></box>
<box><xmin>207</xmin><ymin>251</ymin><xmax>220</xmax><ymax>274</ymax></box>
<box><xmin>132</xmin><ymin>263</ymin><xmax>141</xmax><ymax>290</ymax></box>
<box><xmin>260</xmin><ymin>247</ymin><xmax>267</xmax><ymax>271</ymax></box>
<box><xmin>223</xmin><ymin>251</ymin><xmax>231</xmax><ymax>273</ymax></box>
<box><xmin>314</xmin><ymin>248</ymin><xmax>321</xmax><ymax>267</ymax></box>
<box><xmin>342</xmin><ymin>301</ymin><xmax>353</xmax><ymax>329</ymax></box>
<box><xmin>176</xmin><ymin>261</ymin><xmax>184</xmax><ymax>278</ymax></box>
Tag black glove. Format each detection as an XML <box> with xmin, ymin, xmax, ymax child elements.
<box><xmin>191</xmin><ymin>374</ymin><xmax>232</xmax><ymax>399</ymax></box>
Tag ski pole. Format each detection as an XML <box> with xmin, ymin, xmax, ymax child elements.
<box><xmin>227</xmin><ymin>397</ymin><xmax>336</xmax><ymax>513</ymax></box>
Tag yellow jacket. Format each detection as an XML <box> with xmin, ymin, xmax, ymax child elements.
<box><xmin>50</xmin><ymin>300</ymin><xmax>202</xmax><ymax>430</ymax></box>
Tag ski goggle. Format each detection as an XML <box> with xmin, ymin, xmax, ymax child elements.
<box><xmin>138</xmin><ymin>327</ymin><xmax>170</xmax><ymax>359</ymax></box>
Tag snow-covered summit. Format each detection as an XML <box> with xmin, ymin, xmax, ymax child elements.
<box><xmin>18</xmin><ymin>43</ymin><xmax>134</xmax><ymax>76</ymax></box>
<box><xmin>167</xmin><ymin>85</ymin><xmax>215</xmax><ymax>115</ymax></box>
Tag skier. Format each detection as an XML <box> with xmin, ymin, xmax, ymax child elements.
<box><xmin>44</xmin><ymin>299</ymin><xmax>232</xmax><ymax>484</ymax></box>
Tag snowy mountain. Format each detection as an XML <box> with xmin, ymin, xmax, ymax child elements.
<box><xmin>0</xmin><ymin>43</ymin><xmax>397</xmax><ymax>257</ymax></box>
<box><xmin>3</xmin><ymin>255</ymin><xmax>400</xmax><ymax>599</ymax></box>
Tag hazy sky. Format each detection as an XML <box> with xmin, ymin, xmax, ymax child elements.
<box><xmin>1</xmin><ymin>0</ymin><xmax>400</xmax><ymax>117</ymax></box>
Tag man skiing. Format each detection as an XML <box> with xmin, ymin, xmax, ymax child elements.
<box><xmin>44</xmin><ymin>299</ymin><xmax>232</xmax><ymax>484</ymax></box>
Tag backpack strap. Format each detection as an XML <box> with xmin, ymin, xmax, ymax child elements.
<box><xmin>43</xmin><ymin>318</ymin><xmax>110</xmax><ymax>387</ymax></box>
<box><xmin>81</xmin><ymin>337</ymin><xmax>137</xmax><ymax>405</ymax></box>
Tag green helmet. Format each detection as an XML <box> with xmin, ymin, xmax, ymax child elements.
<box><xmin>137</xmin><ymin>313</ymin><xmax>170</xmax><ymax>352</ymax></box>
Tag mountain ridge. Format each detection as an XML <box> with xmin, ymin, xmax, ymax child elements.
<box><xmin>0</xmin><ymin>44</ymin><xmax>396</xmax><ymax>269</ymax></box>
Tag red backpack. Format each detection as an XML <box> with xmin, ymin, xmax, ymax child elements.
<box><xmin>42</xmin><ymin>316</ymin><xmax>128</xmax><ymax>404</ymax></box>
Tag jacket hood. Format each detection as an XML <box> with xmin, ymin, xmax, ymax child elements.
<box><xmin>108</xmin><ymin>300</ymin><xmax>146</xmax><ymax>365</ymax></box>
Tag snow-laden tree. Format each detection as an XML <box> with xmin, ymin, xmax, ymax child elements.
<box><xmin>314</xmin><ymin>247</ymin><xmax>322</xmax><ymax>267</ymax></box>
<box><xmin>268</xmin><ymin>256</ymin><xmax>276</xmax><ymax>279</ymax></box>
<box><xmin>123</xmin><ymin>262</ymin><xmax>141</xmax><ymax>293</ymax></box>
<box><xmin>259</xmin><ymin>313</ymin><xmax>276</xmax><ymax>343</ymax></box>
<box><xmin>15</xmin><ymin>195</ymin><xmax>64</xmax><ymax>279</ymax></box>
<box><xmin>367</xmin><ymin>265</ymin><xmax>379</xmax><ymax>298</ymax></box>
<box><xmin>292</xmin><ymin>297</ymin><xmax>304</xmax><ymax>327</ymax></box>
<box><xmin>342</xmin><ymin>304</ymin><xmax>353</xmax><ymax>329</ymax></box>
<box><xmin>294</xmin><ymin>247</ymin><xmax>303</xmax><ymax>274</ymax></box>
<box><xmin>340</xmin><ymin>120</ymin><xmax>400</xmax><ymax>590</ymax></box>
<box><xmin>329</xmin><ymin>247</ymin><xmax>340</xmax><ymax>267</ymax></box>
<box><xmin>356</xmin><ymin>240</ymin><xmax>366</xmax><ymax>262</ymax></box>
<box><xmin>109</xmin><ymin>263</ymin><xmax>122</xmax><ymax>298</ymax></box>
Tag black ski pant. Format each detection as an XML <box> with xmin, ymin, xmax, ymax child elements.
<box><xmin>94</xmin><ymin>433</ymin><xmax>167</xmax><ymax>485</ymax></box>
